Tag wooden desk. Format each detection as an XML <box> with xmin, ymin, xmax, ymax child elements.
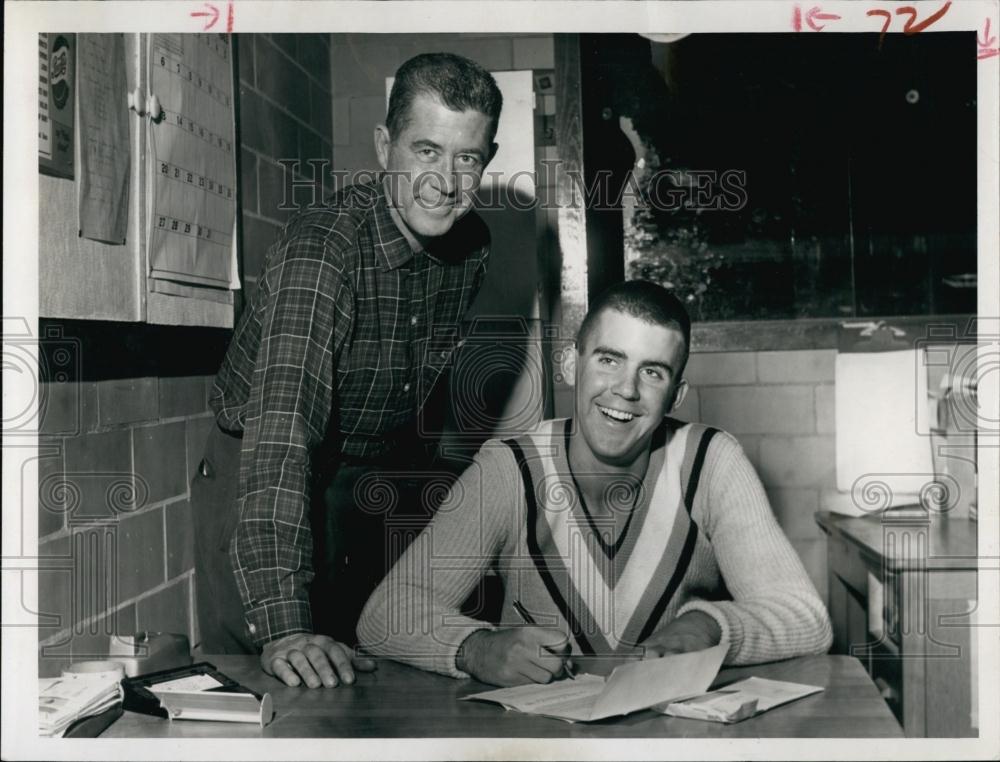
<box><xmin>816</xmin><ymin>511</ymin><xmax>978</xmax><ymax>737</ymax></box>
<box><xmin>103</xmin><ymin>654</ymin><xmax>902</xmax><ymax>738</ymax></box>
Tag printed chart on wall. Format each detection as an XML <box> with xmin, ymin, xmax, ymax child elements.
<box><xmin>39</xmin><ymin>33</ymin><xmax>75</xmax><ymax>179</ymax></box>
<box><xmin>146</xmin><ymin>34</ymin><xmax>238</xmax><ymax>290</ymax></box>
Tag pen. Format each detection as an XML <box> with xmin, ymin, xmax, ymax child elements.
<box><xmin>511</xmin><ymin>599</ymin><xmax>536</xmax><ymax>625</ymax></box>
<box><xmin>511</xmin><ymin>600</ymin><xmax>576</xmax><ymax>680</ymax></box>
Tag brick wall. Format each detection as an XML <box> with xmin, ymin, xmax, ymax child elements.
<box><xmin>327</xmin><ymin>32</ymin><xmax>558</xmax><ymax>322</ymax></box>
<box><xmin>237</xmin><ymin>34</ymin><xmax>333</xmax><ymax>302</ymax></box>
<box><xmin>677</xmin><ymin>349</ymin><xmax>837</xmax><ymax>604</ymax></box>
<box><xmin>329</xmin><ymin>33</ymin><xmax>554</xmax><ymax>174</ymax></box>
<box><xmin>36</xmin><ymin>35</ymin><xmax>334</xmax><ymax>677</ymax></box>
<box><xmin>36</xmin><ymin>323</ymin><xmax>228</xmax><ymax>677</ymax></box>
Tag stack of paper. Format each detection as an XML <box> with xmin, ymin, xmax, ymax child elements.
<box><xmin>462</xmin><ymin>643</ymin><xmax>728</xmax><ymax>722</ymax></box>
<box><xmin>39</xmin><ymin>672</ymin><xmax>123</xmax><ymax>737</ymax></box>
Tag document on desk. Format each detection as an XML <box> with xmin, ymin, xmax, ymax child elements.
<box><xmin>461</xmin><ymin>643</ymin><xmax>727</xmax><ymax>723</ymax></box>
<box><xmin>660</xmin><ymin>677</ymin><xmax>823</xmax><ymax>723</ymax></box>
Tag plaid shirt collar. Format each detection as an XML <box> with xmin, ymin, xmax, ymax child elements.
<box><xmin>363</xmin><ymin>177</ymin><xmax>417</xmax><ymax>272</ymax></box>
<box><xmin>367</xmin><ymin>174</ymin><xmax>465</xmax><ymax>271</ymax></box>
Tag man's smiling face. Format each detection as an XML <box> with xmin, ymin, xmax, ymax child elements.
<box><xmin>565</xmin><ymin>307</ymin><xmax>688</xmax><ymax>473</ymax></box>
<box><xmin>375</xmin><ymin>92</ymin><xmax>495</xmax><ymax>248</ymax></box>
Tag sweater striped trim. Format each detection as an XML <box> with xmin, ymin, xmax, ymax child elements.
<box><xmin>507</xmin><ymin>437</ymin><xmax>597</xmax><ymax>655</ymax></box>
<box><xmin>634</xmin><ymin>426</ymin><xmax>719</xmax><ymax>643</ymax></box>
<box><xmin>504</xmin><ymin>419</ymin><xmax>719</xmax><ymax>655</ymax></box>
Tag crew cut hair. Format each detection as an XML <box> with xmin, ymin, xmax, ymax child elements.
<box><xmin>386</xmin><ymin>53</ymin><xmax>503</xmax><ymax>142</ymax></box>
<box><xmin>576</xmin><ymin>280</ymin><xmax>693</xmax><ymax>378</ymax></box>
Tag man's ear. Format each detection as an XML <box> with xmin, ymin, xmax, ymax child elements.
<box><xmin>483</xmin><ymin>141</ymin><xmax>499</xmax><ymax>169</ymax></box>
<box><xmin>668</xmin><ymin>379</ymin><xmax>689</xmax><ymax>414</ymax></box>
<box><xmin>374</xmin><ymin>124</ymin><xmax>391</xmax><ymax>171</ymax></box>
<box><xmin>561</xmin><ymin>345</ymin><xmax>578</xmax><ymax>388</ymax></box>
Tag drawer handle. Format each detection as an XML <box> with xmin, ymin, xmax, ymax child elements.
<box><xmin>874</xmin><ymin>677</ymin><xmax>899</xmax><ymax>702</ymax></box>
<box><xmin>198</xmin><ymin>458</ymin><xmax>213</xmax><ymax>478</ymax></box>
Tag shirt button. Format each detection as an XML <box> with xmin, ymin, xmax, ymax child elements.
<box><xmin>247</xmin><ymin>623</ymin><xmax>256</xmax><ymax>634</ymax></box>
<box><xmin>439</xmin><ymin>350</ymin><xmax>448</xmax><ymax>360</ymax></box>
<box><xmin>410</xmin><ymin>315</ymin><xmax>418</xmax><ymax>326</ymax></box>
<box><xmin>403</xmin><ymin>382</ymin><xmax>411</xmax><ymax>392</ymax></box>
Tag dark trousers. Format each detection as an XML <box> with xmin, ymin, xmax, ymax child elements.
<box><xmin>191</xmin><ymin>423</ymin><xmax>452</xmax><ymax>654</ymax></box>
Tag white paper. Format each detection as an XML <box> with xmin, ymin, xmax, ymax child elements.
<box><xmin>462</xmin><ymin>643</ymin><xmax>727</xmax><ymax>722</ymax></box>
<box><xmin>149</xmin><ymin>674</ymin><xmax>225</xmax><ymax>694</ymax></box>
<box><xmin>147</xmin><ymin>33</ymin><xmax>237</xmax><ymax>289</ymax></box>
<box><xmin>463</xmin><ymin>675</ymin><xmax>606</xmax><ymax>722</ymax></box>
<box><xmin>38</xmin><ymin>672</ymin><xmax>123</xmax><ymax>737</ymax></box>
<box><xmin>77</xmin><ymin>33</ymin><xmax>129</xmax><ymax>244</ymax></box>
<box><xmin>727</xmin><ymin>677</ymin><xmax>823</xmax><ymax>711</ymax></box>
<box><xmin>661</xmin><ymin>676</ymin><xmax>823</xmax><ymax>723</ymax></box>
<box><xmin>835</xmin><ymin>349</ymin><xmax>934</xmax><ymax>512</ymax></box>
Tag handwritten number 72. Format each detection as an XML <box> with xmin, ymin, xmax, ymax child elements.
<box><xmin>867</xmin><ymin>1</ymin><xmax>952</xmax><ymax>47</ymax></box>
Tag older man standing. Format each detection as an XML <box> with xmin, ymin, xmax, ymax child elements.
<box><xmin>192</xmin><ymin>53</ymin><xmax>502</xmax><ymax>688</ymax></box>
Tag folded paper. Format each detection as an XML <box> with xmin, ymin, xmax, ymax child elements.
<box><xmin>461</xmin><ymin>643</ymin><xmax>728</xmax><ymax>722</ymax></box>
<box><xmin>660</xmin><ymin>676</ymin><xmax>823</xmax><ymax>723</ymax></box>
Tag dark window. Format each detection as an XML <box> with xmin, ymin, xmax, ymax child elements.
<box><xmin>613</xmin><ymin>33</ymin><xmax>976</xmax><ymax>321</ymax></box>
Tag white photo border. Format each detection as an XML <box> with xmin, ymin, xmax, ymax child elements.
<box><xmin>4</xmin><ymin>2</ymin><xmax>998</xmax><ymax>760</ymax></box>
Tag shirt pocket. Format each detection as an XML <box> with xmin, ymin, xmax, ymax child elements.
<box><xmin>418</xmin><ymin>334</ymin><xmax>462</xmax><ymax>400</ymax></box>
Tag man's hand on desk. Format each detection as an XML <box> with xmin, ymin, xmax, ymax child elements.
<box><xmin>457</xmin><ymin>627</ymin><xmax>571</xmax><ymax>687</ymax></box>
<box><xmin>261</xmin><ymin>633</ymin><xmax>376</xmax><ymax>688</ymax></box>
<box><xmin>639</xmin><ymin>611</ymin><xmax>722</xmax><ymax>659</ymax></box>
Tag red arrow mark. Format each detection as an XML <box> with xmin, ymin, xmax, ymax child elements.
<box><xmin>978</xmin><ymin>18</ymin><xmax>996</xmax><ymax>48</ymax></box>
<box><xmin>896</xmin><ymin>1</ymin><xmax>952</xmax><ymax>35</ymax></box>
<box><xmin>978</xmin><ymin>18</ymin><xmax>999</xmax><ymax>60</ymax></box>
<box><xmin>190</xmin><ymin>2</ymin><xmax>220</xmax><ymax>30</ymax></box>
<box><xmin>806</xmin><ymin>6</ymin><xmax>841</xmax><ymax>32</ymax></box>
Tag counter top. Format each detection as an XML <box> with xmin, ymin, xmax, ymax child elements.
<box><xmin>815</xmin><ymin>511</ymin><xmax>978</xmax><ymax>571</ymax></box>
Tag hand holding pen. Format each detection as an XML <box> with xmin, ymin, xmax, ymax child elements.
<box><xmin>512</xmin><ymin>600</ymin><xmax>576</xmax><ymax>680</ymax></box>
<box><xmin>454</xmin><ymin>601</ymin><xmax>576</xmax><ymax>687</ymax></box>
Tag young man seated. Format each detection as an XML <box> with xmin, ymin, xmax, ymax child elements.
<box><xmin>357</xmin><ymin>280</ymin><xmax>832</xmax><ymax>686</ymax></box>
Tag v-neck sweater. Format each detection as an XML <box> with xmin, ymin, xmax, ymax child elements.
<box><xmin>358</xmin><ymin>419</ymin><xmax>833</xmax><ymax>678</ymax></box>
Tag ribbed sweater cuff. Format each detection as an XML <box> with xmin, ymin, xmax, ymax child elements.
<box><xmin>676</xmin><ymin>600</ymin><xmax>740</xmax><ymax>663</ymax></box>
<box><xmin>448</xmin><ymin>624</ymin><xmax>497</xmax><ymax>679</ymax></box>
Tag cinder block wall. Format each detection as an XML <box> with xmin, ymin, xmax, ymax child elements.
<box><xmin>37</xmin><ymin>34</ymin><xmax>334</xmax><ymax>676</ymax></box>
<box><xmin>329</xmin><ymin>33</ymin><xmax>554</xmax><ymax>174</ymax></box>
<box><xmin>237</xmin><ymin>34</ymin><xmax>333</xmax><ymax>302</ymax></box>
<box><xmin>678</xmin><ymin>349</ymin><xmax>836</xmax><ymax>604</ymax></box>
<box><xmin>36</xmin><ymin>326</ymin><xmax>228</xmax><ymax>677</ymax></box>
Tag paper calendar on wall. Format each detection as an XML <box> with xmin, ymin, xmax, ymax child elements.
<box><xmin>146</xmin><ymin>33</ymin><xmax>238</xmax><ymax>290</ymax></box>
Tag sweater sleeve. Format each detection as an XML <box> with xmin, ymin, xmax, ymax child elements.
<box><xmin>357</xmin><ymin>441</ymin><xmax>517</xmax><ymax>678</ymax></box>
<box><xmin>678</xmin><ymin>432</ymin><xmax>833</xmax><ymax>665</ymax></box>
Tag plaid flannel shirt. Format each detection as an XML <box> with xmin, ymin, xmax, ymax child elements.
<box><xmin>210</xmin><ymin>179</ymin><xmax>489</xmax><ymax>647</ymax></box>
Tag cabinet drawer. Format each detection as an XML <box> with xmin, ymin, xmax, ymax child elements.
<box><xmin>870</xmin><ymin>652</ymin><xmax>904</xmax><ymax>726</ymax></box>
